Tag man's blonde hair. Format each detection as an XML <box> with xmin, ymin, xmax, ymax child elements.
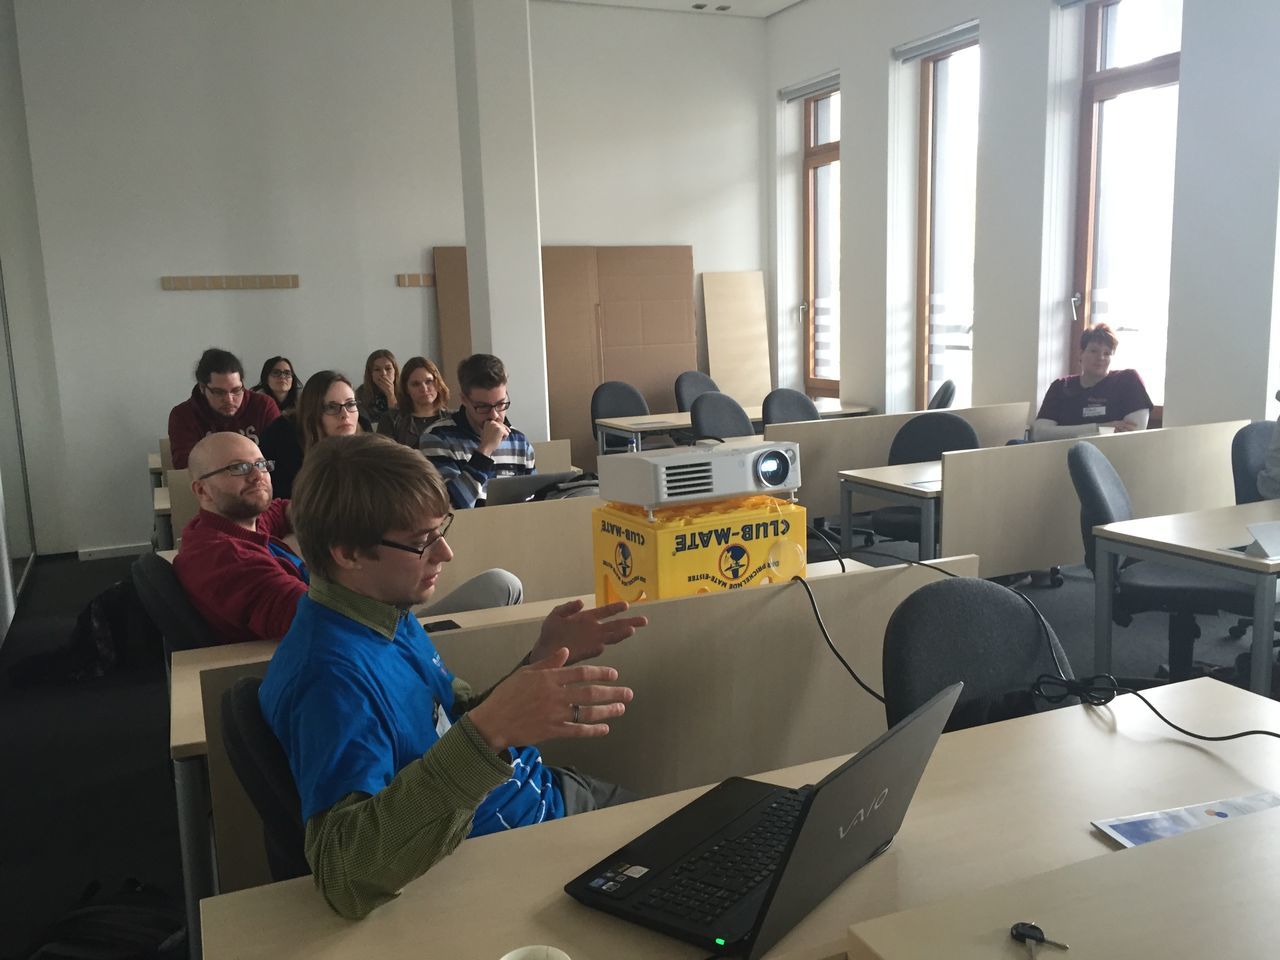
<box><xmin>291</xmin><ymin>433</ymin><xmax>450</xmax><ymax>581</ymax></box>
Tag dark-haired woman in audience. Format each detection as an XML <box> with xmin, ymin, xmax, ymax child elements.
<box><xmin>377</xmin><ymin>356</ymin><xmax>451</xmax><ymax>448</ymax></box>
<box><xmin>259</xmin><ymin>371</ymin><xmax>366</xmax><ymax>498</ymax></box>
<box><xmin>1030</xmin><ymin>323</ymin><xmax>1152</xmax><ymax>441</ymax></box>
<box><xmin>354</xmin><ymin>349</ymin><xmax>399</xmax><ymax>425</ymax></box>
<box><xmin>253</xmin><ymin>356</ymin><xmax>301</xmax><ymax>412</ymax></box>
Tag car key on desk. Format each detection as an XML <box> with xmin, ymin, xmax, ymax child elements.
<box><xmin>1011</xmin><ymin>921</ymin><xmax>1069</xmax><ymax>956</ymax></box>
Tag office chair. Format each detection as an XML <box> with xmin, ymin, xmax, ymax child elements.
<box><xmin>674</xmin><ymin>370</ymin><xmax>719</xmax><ymax>413</ymax></box>
<box><xmin>590</xmin><ymin>380</ymin><xmax>675</xmax><ymax>453</ymax></box>
<box><xmin>1067</xmin><ymin>442</ymin><xmax>1255</xmax><ymax>681</ymax></box>
<box><xmin>221</xmin><ymin>676</ymin><xmax>310</xmax><ymax>881</ymax></box>
<box><xmin>690</xmin><ymin>391</ymin><xmax>754</xmax><ymax>440</ymax></box>
<box><xmin>868</xmin><ymin>412</ymin><xmax>979</xmax><ymax>549</ymax></box>
<box><xmin>927</xmin><ymin>379</ymin><xmax>956</xmax><ymax>410</ymax></box>
<box><xmin>883</xmin><ymin>577</ymin><xmax>1076</xmax><ymax>731</ymax></box>
<box><xmin>762</xmin><ymin>387</ymin><xmax>820</xmax><ymax>425</ymax></box>
<box><xmin>131</xmin><ymin>551</ymin><xmax>216</xmax><ymax>656</ymax></box>
<box><xmin>1227</xmin><ymin>420</ymin><xmax>1278</xmax><ymax>639</ymax></box>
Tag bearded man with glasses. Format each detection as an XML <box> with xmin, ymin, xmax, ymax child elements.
<box><xmin>420</xmin><ymin>353</ymin><xmax>536</xmax><ymax>508</ymax></box>
<box><xmin>167</xmin><ymin>347</ymin><xmax>281</xmax><ymax>469</ymax></box>
<box><xmin>174</xmin><ymin>432</ymin><xmax>525</xmax><ymax>645</ymax></box>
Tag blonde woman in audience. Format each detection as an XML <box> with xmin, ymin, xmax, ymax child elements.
<box><xmin>259</xmin><ymin>371</ymin><xmax>365</xmax><ymax>498</ymax></box>
<box><xmin>377</xmin><ymin>356</ymin><xmax>451</xmax><ymax>448</ymax></box>
<box><xmin>253</xmin><ymin>355</ymin><xmax>301</xmax><ymax>412</ymax></box>
<box><xmin>354</xmin><ymin>349</ymin><xmax>399</xmax><ymax>424</ymax></box>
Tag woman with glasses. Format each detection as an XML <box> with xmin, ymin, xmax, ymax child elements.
<box><xmin>355</xmin><ymin>349</ymin><xmax>400</xmax><ymax>425</ymax></box>
<box><xmin>377</xmin><ymin>356</ymin><xmax>451</xmax><ymax>449</ymax></box>
<box><xmin>259</xmin><ymin>371</ymin><xmax>369</xmax><ymax>498</ymax></box>
<box><xmin>253</xmin><ymin>356</ymin><xmax>302</xmax><ymax>412</ymax></box>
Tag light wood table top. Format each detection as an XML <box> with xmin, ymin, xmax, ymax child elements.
<box><xmin>148</xmin><ymin>452</ymin><xmax>162</xmax><ymax>474</ymax></box>
<box><xmin>166</xmin><ymin>558</ymin><xmax>859</xmax><ymax>760</ymax></box>
<box><xmin>200</xmin><ymin>678</ymin><xmax>1280</xmax><ymax>960</ymax></box>
<box><xmin>838</xmin><ymin>461</ymin><xmax>942</xmax><ymax>497</ymax></box>
<box><xmin>1095</xmin><ymin>499</ymin><xmax>1280</xmax><ymax>574</ymax></box>
<box><xmin>595</xmin><ymin>398</ymin><xmax>873</xmax><ymax>433</ymax></box>
<box><xmin>153</xmin><ymin>486</ymin><xmax>170</xmax><ymax>515</ymax></box>
<box><xmin>846</xmin><ymin>802</ymin><xmax>1280</xmax><ymax>960</ymax></box>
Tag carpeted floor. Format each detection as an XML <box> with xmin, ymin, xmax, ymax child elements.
<box><xmin>0</xmin><ymin>545</ymin><xmax>1271</xmax><ymax>956</ymax></box>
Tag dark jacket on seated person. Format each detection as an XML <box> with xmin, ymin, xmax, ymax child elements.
<box><xmin>173</xmin><ymin>499</ymin><xmax>307</xmax><ymax>645</ymax></box>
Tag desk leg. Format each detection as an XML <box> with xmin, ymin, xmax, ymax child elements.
<box><xmin>597</xmin><ymin>430</ymin><xmax>607</xmax><ymax>455</ymax></box>
<box><xmin>840</xmin><ymin>482</ymin><xmax>852</xmax><ymax>558</ymax></box>
<box><xmin>1250</xmin><ymin>575</ymin><xmax>1276</xmax><ymax>696</ymax></box>
<box><xmin>175</xmin><ymin>756</ymin><xmax>215</xmax><ymax>960</ymax></box>
<box><xmin>920</xmin><ymin>501</ymin><xmax>937</xmax><ymax>560</ymax></box>
<box><xmin>157</xmin><ymin>515</ymin><xmax>174</xmax><ymax>551</ymax></box>
<box><xmin>1094</xmin><ymin>541</ymin><xmax>1114</xmax><ymax>676</ymax></box>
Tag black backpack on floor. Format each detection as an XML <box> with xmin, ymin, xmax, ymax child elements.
<box><xmin>22</xmin><ymin>879</ymin><xmax>185</xmax><ymax>960</ymax></box>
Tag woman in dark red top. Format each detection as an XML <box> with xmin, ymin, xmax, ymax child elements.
<box><xmin>1031</xmin><ymin>323</ymin><xmax>1153</xmax><ymax>441</ymax></box>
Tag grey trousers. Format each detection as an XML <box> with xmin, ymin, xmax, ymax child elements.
<box><xmin>424</xmin><ymin>568</ymin><xmax>523</xmax><ymax>615</ymax></box>
<box><xmin>554</xmin><ymin>766</ymin><xmax>641</xmax><ymax>815</ymax></box>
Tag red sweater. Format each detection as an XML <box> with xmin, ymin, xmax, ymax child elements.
<box><xmin>167</xmin><ymin>385</ymin><xmax>280</xmax><ymax>469</ymax></box>
<box><xmin>173</xmin><ymin>499</ymin><xmax>306</xmax><ymax>645</ymax></box>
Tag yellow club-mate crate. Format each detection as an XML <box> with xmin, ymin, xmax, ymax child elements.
<box><xmin>593</xmin><ymin>495</ymin><xmax>807</xmax><ymax>605</ymax></box>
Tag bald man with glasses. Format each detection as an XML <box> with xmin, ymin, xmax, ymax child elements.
<box><xmin>173</xmin><ymin>432</ymin><xmax>523</xmax><ymax>645</ymax></box>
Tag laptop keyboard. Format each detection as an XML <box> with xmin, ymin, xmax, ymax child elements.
<box><xmin>637</xmin><ymin>790</ymin><xmax>806</xmax><ymax>926</ymax></box>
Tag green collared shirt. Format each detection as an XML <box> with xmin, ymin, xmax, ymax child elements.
<box><xmin>299</xmin><ymin>577</ymin><xmax>512</xmax><ymax>919</ymax></box>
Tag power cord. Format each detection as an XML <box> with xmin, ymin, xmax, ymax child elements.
<box><xmin>789</xmin><ymin>574</ymin><xmax>884</xmax><ymax>703</ymax></box>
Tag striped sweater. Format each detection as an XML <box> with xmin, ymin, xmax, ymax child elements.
<box><xmin>419</xmin><ymin>407</ymin><xmax>536</xmax><ymax>508</ymax></box>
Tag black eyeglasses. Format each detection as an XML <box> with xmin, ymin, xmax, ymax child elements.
<box><xmin>197</xmin><ymin>459</ymin><xmax>274</xmax><ymax>481</ymax></box>
<box><xmin>379</xmin><ymin>514</ymin><xmax>454</xmax><ymax>558</ymax></box>
<box><xmin>467</xmin><ymin>396</ymin><xmax>511</xmax><ymax>415</ymax></box>
<box><xmin>322</xmin><ymin>399</ymin><xmax>360</xmax><ymax>416</ymax></box>
<box><xmin>269</xmin><ymin>369</ymin><xmax>293</xmax><ymax>379</ymax></box>
<box><xmin>205</xmin><ymin>385</ymin><xmax>245</xmax><ymax>399</ymax></box>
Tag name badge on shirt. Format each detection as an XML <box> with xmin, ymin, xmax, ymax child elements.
<box><xmin>1082</xmin><ymin>404</ymin><xmax>1107</xmax><ymax>419</ymax></box>
<box><xmin>432</xmin><ymin>701</ymin><xmax>452</xmax><ymax>738</ymax></box>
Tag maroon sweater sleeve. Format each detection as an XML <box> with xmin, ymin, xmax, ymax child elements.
<box><xmin>167</xmin><ymin>401</ymin><xmax>203</xmax><ymax>470</ymax></box>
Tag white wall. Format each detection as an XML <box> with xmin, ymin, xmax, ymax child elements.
<box><xmin>767</xmin><ymin>0</ymin><xmax>1078</xmax><ymax>415</ymax></box>
<box><xmin>1</xmin><ymin>0</ymin><xmax>68</xmax><ymax>554</ymax></box>
<box><xmin>1164</xmin><ymin>0</ymin><xmax>1280</xmax><ymax>426</ymax></box>
<box><xmin>15</xmin><ymin>0</ymin><xmax>467</xmax><ymax>553</ymax></box>
<box><xmin>530</xmin><ymin>0</ymin><xmax>768</xmax><ymax>371</ymax></box>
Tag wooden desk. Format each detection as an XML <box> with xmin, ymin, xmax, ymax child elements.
<box><xmin>846</xmin><ymin>803</ymin><xmax>1280</xmax><ymax>959</ymax></box>
<box><xmin>149</xmin><ymin>451</ymin><xmax>163</xmax><ymax>488</ymax></box>
<box><xmin>201</xmin><ymin>678</ymin><xmax>1280</xmax><ymax>959</ymax></box>
<box><xmin>595</xmin><ymin>398</ymin><xmax>873</xmax><ymax>454</ymax></box>
<box><xmin>1094</xmin><ymin>499</ymin><xmax>1280</xmax><ymax>695</ymax></box>
<box><xmin>838</xmin><ymin>462</ymin><xmax>941</xmax><ymax>558</ymax></box>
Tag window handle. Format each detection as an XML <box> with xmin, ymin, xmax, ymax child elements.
<box><xmin>1070</xmin><ymin>292</ymin><xmax>1082</xmax><ymax>326</ymax></box>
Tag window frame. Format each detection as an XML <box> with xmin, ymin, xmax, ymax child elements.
<box><xmin>802</xmin><ymin>89</ymin><xmax>841</xmax><ymax>398</ymax></box>
<box><xmin>914</xmin><ymin>38</ymin><xmax>980</xmax><ymax>409</ymax></box>
<box><xmin>1071</xmin><ymin>0</ymin><xmax>1180</xmax><ymax>420</ymax></box>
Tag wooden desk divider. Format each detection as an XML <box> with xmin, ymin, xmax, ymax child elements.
<box><xmin>166</xmin><ymin>469</ymin><xmax>198</xmax><ymax>543</ymax></box>
<box><xmin>531</xmin><ymin>438</ymin><xmax>575</xmax><ymax>474</ymax></box>
<box><xmin>765</xmin><ymin>402</ymin><xmax>1031</xmax><ymax>520</ymax></box>
<box><xmin>940</xmin><ymin>420</ymin><xmax>1247</xmax><ymax>578</ymax></box>
<box><xmin>159</xmin><ymin>437</ymin><xmax>173</xmax><ymax>472</ymax></box>
<box><xmin>199</xmin><ymin>555</ymin><xmax>978</xmax><ymax>893</ymax></box>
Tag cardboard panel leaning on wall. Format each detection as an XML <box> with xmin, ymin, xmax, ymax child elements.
<box><xmin>542</xmin><ymin>246</ymin><xmax>602</xmax><ymax>470</ymax></box>
<box><xmin>704</xmin><ymin>270</ymin><xmax>772</xmax><ymax>407</ymax></box>
<box><xmin>596</xmin><ymin>245</ymin><xmax>697</xmax><ymax>418</ymax></box>
<box><xmin>433</xmin><ymin>246</ymin><xmax>471</xmax><ymax>397</ymax></box>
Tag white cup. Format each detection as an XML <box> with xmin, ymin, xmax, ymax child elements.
<box><xmin>499</xmin><ymin>947</ymin><xmax>571</xmax><ymax>960</ymax></box>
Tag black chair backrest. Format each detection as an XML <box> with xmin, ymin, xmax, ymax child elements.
<box><xmin>221</xmin><ymin>676</ymin><xmax>310</xmax><ymax>881</ymax></box>
<box><xmin>927</xmin><ymin>379</ymin><xmax>956</xmax><ymax>409</ymax></box>
<box><xmin>590</xmin><ymin>381</ymin><xmax>649</xmax><ymax>441</ymax></box>
<box><xmin>762</xmin><ymin>387</ymin><xmax>820</xmax><ymax>425</ymax></box>
<box><xmin>1232</xmin><ymin>420</ymin><xmax>1275</xmax><ymax>505</ymax></box>
<box><xmin>131</xmin><ymin>551</ymin><xmax>215</xmax><ymax>653</ymax></box>
<box><xmin>674</xmin><ymin>370</ymin><xmax>718</xmax><ymax>413</ymax></box>
<box><xmin>1066</xmin><ymin>441</ymin><xmax>1133</xmax><ymax>574</ymax></box>
<box><xmin>886</xmin><ymin>411</ymin><xmax>979</xmax><ymax>465</ymax></box>
<box><xmin>690</xmin><ymin>391</ymin><xmax>754</xmax><ymax>440</ymax></box>
<box><xmin>882</xmin><ymin>577</ymin><xmax>1076</xmax><ymax>731</ymax></box>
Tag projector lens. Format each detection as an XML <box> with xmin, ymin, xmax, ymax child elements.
<box><xmin>754</xmin><ymin>450</ymin><xmax>791</xmax><ymax>487</ymax></box>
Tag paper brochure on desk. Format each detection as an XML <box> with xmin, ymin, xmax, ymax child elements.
<box><xmin>1092</xmin><ymin>790</ymin><xmax>1280</xmax><ymax>848</ymax></box>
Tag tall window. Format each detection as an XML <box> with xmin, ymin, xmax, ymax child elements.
<box><xmin>1074</xmin><ymin>0</ymin><xmax>1183</xmax><ymax>407</ymax></box>
<box><xmin>803</xmin><ymin>90</ymin><xmax>840</xmax><ymax>397</ymax></box>
<box><xmin>916</xmin><ymin>43</ymin><xmax>981</xmax><ymax>410</ymax></box>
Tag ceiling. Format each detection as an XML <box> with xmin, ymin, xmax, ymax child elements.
<box><xmin>543</xmin><ymin>0</ymin><xmax>805</xmax><ymax>19</ymax></box>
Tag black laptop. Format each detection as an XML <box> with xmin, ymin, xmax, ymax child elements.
<box><xmin>565</xmin><ymin>682</ymin><xmax>962</xmax><ymax>958</ymax></box>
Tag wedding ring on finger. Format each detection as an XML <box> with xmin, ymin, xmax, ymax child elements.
<box><xmin>571</xmin><ymin>703</ymin><xmax>582</xmax><ymax>724</ymax></box>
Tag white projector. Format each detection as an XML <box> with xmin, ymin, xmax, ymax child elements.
<box><xmin>597</xmin><ymin>438</ymin><xmax>801</xmax><ymax>511</ymax></box>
